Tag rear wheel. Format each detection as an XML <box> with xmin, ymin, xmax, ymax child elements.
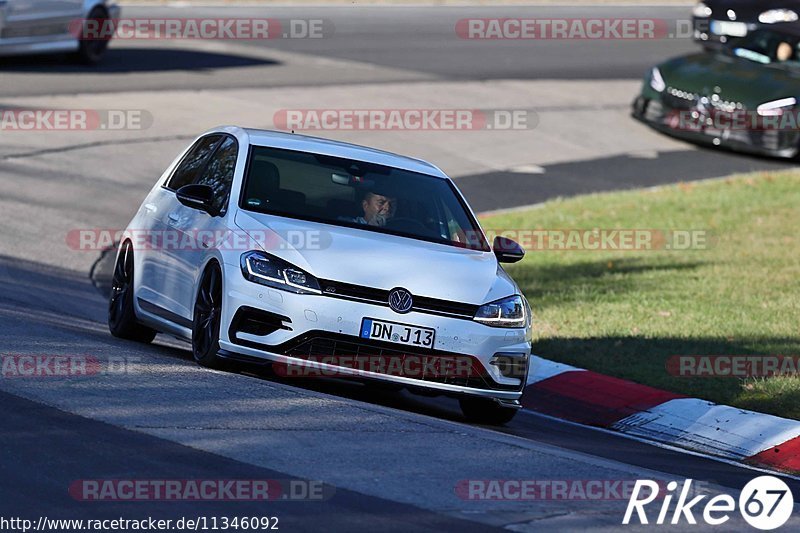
<box><xmin>192</xmin><ymin>264</ymin><xmax>225</xmax><ymax>369</ymax></box>
<box><xmin>459</xmin><ymin>397</ymin><xmax>518</xmax><ymax>426</ymax></box>
<box><xmin>75</xmin><ymin>7</ymin><xmax>111</xmax><ymax>65</ymax></box>
<box><xmin>108</xmin><ymin>241</ymin><xmax>157</xmax><ymax>343</ymax></box>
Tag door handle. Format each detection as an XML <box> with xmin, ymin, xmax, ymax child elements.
<box><xmin>167</xmin><ymin>212</ymin><xmax>180</xmax><ymax>224</ymax></box>
<box><xmin>144</xmin><ymin>203</ymin><xmax>157</xmax><ymax>213</ymax></box>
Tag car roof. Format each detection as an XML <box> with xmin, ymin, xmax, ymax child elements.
<box><xmin>215</xmin><ymin>126</ymin><xmax>449</xmax><ymax>179</ymax></box>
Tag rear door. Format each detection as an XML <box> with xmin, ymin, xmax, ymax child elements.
<box><xmin>1</xmin><ymin>0</ymin><xmax>83</xmax><ymax>40</ymax></box>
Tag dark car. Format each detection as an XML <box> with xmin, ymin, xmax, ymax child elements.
<box><xmin>633</xmin><ymin>25</ymin><xmax>800</xmax><ymax>158</ymax></box>
<box><xmin>693</xmin><ymin>0</ymin><xmax>800</xmax><ymax>46</ymax></box>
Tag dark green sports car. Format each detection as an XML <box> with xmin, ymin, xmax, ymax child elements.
<box><xmin>633</xmin><ymin>25</ymin><xmax>800</xmax><ymax>158</ymax></box>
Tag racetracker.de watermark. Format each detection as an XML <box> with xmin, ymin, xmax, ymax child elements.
<box><xmin>667</xmin><ymin>355</ymin><xmax>800</xmax><ymax>378</ymax></box>
<box><xmin>66</xmin><ymin>228</ymin><xmax>331</xmax><ymax>252</ymax></box>
<box><xmin>69</xmin><ymin>18</ymin><xmax>332</xmax><ymax>40</ymax></box>
<box><xmin>486</xmin><ymin>229</ymin><xmax>712</xmax><ymax>252</ymax></box>
<box><xmin>273</xmin><ymin>354</ymin><xmax>487</xmax><ymax>380</ymax></box>
<box><xmin>0</xmin><ymin>355</ymin><xmax>141</xmax><ymax>378</ymax></box>
<box><xmin>66</xmin><ymin>228</ymin><xmax>712</xmax><ymax>252</ymax></box>
<box><xmin>0</xmin><ymin>109</ymin><xmax>152</xmax><ymax>131</ymax></box>
<box><xmin>68</xmin><ymin>479</ymin><xmax>331</xmax><ymax>501</ymax></box>
<box><xmin>455</xmin><ymin>479</ymin><xmax>709</xmax><ymax>501</ymax></box>
<box><xmin>455</xmin><ymin>18</ymin><xmax>693</xmax><ymax>40</ymax></box>
<box><xmin>666</xmin><ymin>109</ymin><xmax>800</xmax><ymax>132</ymax></box>
<box><xmin>273</xmin><ymin>109</ymin><xmax>539</xmax><ymax>131</ymax></box>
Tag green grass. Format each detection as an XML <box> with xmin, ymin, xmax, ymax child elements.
<box><xmin>481</xmin><ymin>171</ymin><xmax>800</xmax><ymax>418</ymax></box>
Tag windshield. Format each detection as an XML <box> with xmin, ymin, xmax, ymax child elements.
<box><xmin>240</xmin><ymin>145</ymin><xmax>490</xmax><ymax>251</ymax></box>
<box><xmin>733</xmin><ymin>30</ymin><xmax>800</xmax><ymax>66</ymax></box>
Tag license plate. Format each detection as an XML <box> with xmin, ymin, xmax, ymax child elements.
<box><xmin>710</xmin><ymin>21</ymin><xmax>748</xmax><ymax>37</ymax></box>
<box><xmin>360</xmin><ymin>318</ymin><xmax>435</xmax><ymax>349</ymax></box>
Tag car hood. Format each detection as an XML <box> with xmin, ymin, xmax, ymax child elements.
<box><xmin>234</xmin><ymin>210</ymin><xmax>518</xmax><ymax>305</ymax></box>
<box><xmin>658</xmin><ymin>52</ymin><xmax>800</xmax><ymax>108</ymax></box>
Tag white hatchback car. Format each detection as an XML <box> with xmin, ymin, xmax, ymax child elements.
<box><xmin>109</xmin><ymin>127</ymin><xmax>532</xmax><ymax>425</ymax></box>
<box><xmin>0</xmin><ymin>0</ymin><xmax>119</xmax><ymax>63</ymax></box>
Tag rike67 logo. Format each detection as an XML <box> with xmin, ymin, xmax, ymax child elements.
<box><xmin>623</xmin><ymin>477</ymin><xmax>794</xmax><ymax>530</ymax></box>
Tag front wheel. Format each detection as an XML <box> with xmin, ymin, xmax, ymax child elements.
<box><xmin>192</xmin><ymin>264</ymin><xmax>225</xmax><ymax>369</ymax></box>
<box><xmin>459</xmin><ymin>397</ymin><xmax>518</xmax><ymax>426</ymax></box>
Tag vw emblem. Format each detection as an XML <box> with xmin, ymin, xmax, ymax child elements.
<box><xmin>388</xmin><ymin>288</ymin><xmax>413</xmax><ymax>314</ymax></box>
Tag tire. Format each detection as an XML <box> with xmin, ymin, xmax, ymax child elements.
<box><xmin>108</xmin><ymin>241</ymin><xmax>157</xmax><ymax>343</ymax></box>
<box><xmin>74</xmin><ymin>7</ymin><xmax>111</xmax><ymax>65</ymax></box>
<box><xmin>192</xmin><ymin>263</ymin><xmax>226</xmax><ymax>369</ymax></box>
<box><xmin>459</xmin><ymin>397</ymin><xmax>518</xmax><ymax>426</ymax></box>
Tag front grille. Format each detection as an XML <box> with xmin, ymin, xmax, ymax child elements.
<box><xmin>664</xmin><ymin>87</ymin><xmax>699</xmax><ymax>110</ymax></box>
<box><xmin>237</xmin><ymin>331</ymin><xmax>523</xmax><ymax>392</ymax></box>
<box><xmin>318</xmin><ymin>279</ymin><xmax>480</xmax><ymax>320</ymax></box>
<box><xmin>664</xmin><ymin>87</ymin><xmax>744</xmax><ymax>114</ymax></box>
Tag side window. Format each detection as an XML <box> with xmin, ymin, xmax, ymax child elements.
<box><xmin>195</xmin><ymin>136</ymin><xmax>238</xmax><ymax>215</ymax></box>
<box><xmin>165</xmin><ymin>135</ymin><xmax>222</xmax><ymax>191</ymax></box>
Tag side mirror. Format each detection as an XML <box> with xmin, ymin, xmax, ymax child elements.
<box><xmin>176</xmin><ymin>184</ymin><xmax>217</xmax><ymax>215</ymax></box>
<box><xmin>493</xmin><ymin>236</ymin><xmax>525</xmax><ymax>264</ymax></box>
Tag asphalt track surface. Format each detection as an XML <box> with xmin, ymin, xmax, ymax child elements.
<box><xmin>1</xmin><ymin>3</ymin><xmax>799</xmax><ymax>531</ymax></box>
<box><xmin>459</xmin><ymin>146</ymin><xmax>797</xmax><ymax>213</ymax></box>
<box><xmin>0</xmin><ymin>390</ymin><xmax>496</xmax><ymax>533</ymax></box>
<box><xmin>1</xmin><ymin>6</ymin><xmax>700</xmax><ymax>96</ymax></box>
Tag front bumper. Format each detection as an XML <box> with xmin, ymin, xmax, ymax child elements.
<box><xmin>633</xmin><ymin>95</ymin><xmax>800</xmax><ymax>159</ymax></box>
<box><xmin>219</xmin><ymin>262</ymin><xmax>532</xmax><ymax>401</ymax></box>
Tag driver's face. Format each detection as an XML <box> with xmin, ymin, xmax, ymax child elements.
<box><xmin>362</xmin><ymin>193</ymin><xmax>396</xmax><ymax>226</ymax></box>
<box><xmin>778</xmin><ymin>42</ymin><xmax>794</xmax><ymax>62</ymax></box>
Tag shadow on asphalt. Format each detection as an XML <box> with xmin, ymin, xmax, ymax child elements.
<box><xmin>0</xmin><ymin>389</ymin><xmax>495</xmax><ymax>532</ymax></box>
<box><xmin>0</xmin><ymin>48</ymin><xmax>279</xmax><ymax>73</ymax></box>
<box><xmin>460</xmin><ymin>148</ymin><xmax>798</xmax><ymax>213</ymax></box>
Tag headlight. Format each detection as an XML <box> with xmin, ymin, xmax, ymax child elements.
<box><xmin>241</xmin><ymin>251</ymin><xmax>321</xmax><ymax>294</ymax></box>
<box><xmin>759</xmin><ymin>9</ymin><xmax>799</xmax><ymax>24</ymax></box>
<box><xmin>650</xmin><ymin>67</ymin><xmax>666</xmax><ymax>93</ymax></box>
<box><xmin>474</xmin><ymin>295</ymin><xmax>529</xmax><ymax>328</ymax></box>
<box><xmin>693</xmin><ymin>2</ymin><xmax>712</xmax><ymax>18</ymax></box>
<box><xmin>757</xmin><ymin>97</ymin><xmax>797</xmax><ymax>116</ymax></box>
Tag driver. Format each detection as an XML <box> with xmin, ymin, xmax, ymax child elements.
<box><xmin>777</xmin><ymin>41</ymin><xmax>795</xmax><ymax>62</ymax></box>
<box><xmin>354</xmin><ymin>189</ymin><xmax>397</xmax><ymax>227</ymax></box>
